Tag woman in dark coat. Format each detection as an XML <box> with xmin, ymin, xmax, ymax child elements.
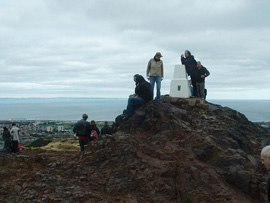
<box><xmin>2</xmin><ymin>127</ymin><xmax>12</xmax><ymax>153</ymax></box>
<box><xmin>89</xmin><ymin>120</ymin><xmax>100</xmax><ymax>142</ymax></box>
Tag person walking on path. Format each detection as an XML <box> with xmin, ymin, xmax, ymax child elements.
<box><xmin>196</xmin><ymin>61</ymin><xmax>210</xmax><ymax>99</ymax></box>
<box><xmin>126</xmin><ymin>75</ymin><xmax>152</xmax><ymax>117</ymax></box>
<box><xmin>2</xmin><ymin>127</ymin><xmax>12</xmax><ymax>153</ymax></box>
<box><xmin>146</xmin><ymin>52</ymin><xmax>164</xmax><ymax>101</ymax></box>
<box><xmin>73</xmin><ymin>114</ymin><xmax>92</xmax><ymax>152</ymax></box>
<box><xmin>181</xmin><ymin>50</ymin><xmax>198</xmax><ymax>96</ymax></box>
<box><xmin>10</xmin><ymin>123</ymin><xmax>20</xmax><ymax>153</ymax></box>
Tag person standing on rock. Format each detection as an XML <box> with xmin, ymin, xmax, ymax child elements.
<box><xmin>181</xmin><ymin>50</ymin><xmax>198</xmax><ymax>96</ymax></box>
<box><xmin>261</xmin><ymin>146</ymin><xmax>270</xmax><ymax>202</ymax></box>
<box><xmin>2</xmin><ymin>127</ymin><xmax>12</xmax><ymax>153</ymax></box>
<box><xmin>10</xmin><ymin>123</ymin><xmax>20</xmax><ymax>153</ymax></box>
<box><xmin>146</xmin><ymin>52</ymin><xmax>164</xmax><ymax>101</ymax></box>
<box><xmin>196</xmin><ymin>61</ymin><xmax>210</xmax><ymax>99</ymax></box>
<box><xmin>126</xmin><ymin>75</ymin><xmax>152</xmax><ymax>117</ymax></box>
<box><xmin>73</xmin><ymin>114</ymin><xmax>92</xmax><ymax>152</ymax></box>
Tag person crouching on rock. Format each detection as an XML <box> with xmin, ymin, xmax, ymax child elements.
<box><xmin>73</xmin><ymin>114</ymin><xmax>92</xmax><ymax>152</ymax></box>
<box><xmin>89</xmin><ymin>120</ymin><xmax>100</xmax><ymax>142</ymax></box>
<box><xmin>261</xmin><ymin>145</ymin><xmax>270</xmax><ymax>202</ymax></box>
<box><xmin>125</xmin><ymin>74</ymin><xmax>152</xmax><ymax>117</ymax></box>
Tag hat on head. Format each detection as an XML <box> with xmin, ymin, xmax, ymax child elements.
<box><xmin>155</xmin><ymin>52</ymin><xmax>163</xmax><ymax>57</ymax></box>
<box><xmin>82</xmin><ymin>114</ymin><xmax>88</xmax><ymax>120</ymax></box>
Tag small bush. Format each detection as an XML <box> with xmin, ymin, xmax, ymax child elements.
<box><xmin>28</xmin><ymin>138</ymin><xmax>53</xmax><ymax>148</ymax></box>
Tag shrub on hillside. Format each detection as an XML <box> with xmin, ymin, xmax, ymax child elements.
<box><xmin>28</xmin><ymin>138</ymin><xmax>53</xmax><ymax>148</ymax></box>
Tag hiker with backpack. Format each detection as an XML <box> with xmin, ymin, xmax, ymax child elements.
<box><xmin>89</xmin><ymin>120</ymin><xmax>100</xmax><ymax>142</ymax></box>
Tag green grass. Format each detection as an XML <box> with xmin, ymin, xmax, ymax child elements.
<box><xmin>28</xmin><ymin>138</ymin><xmax>53</xmax><ymax>148</ymax></box>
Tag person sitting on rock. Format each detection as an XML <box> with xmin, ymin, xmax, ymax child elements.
<box><xmin>2</xmin><ymin>127</ymin><xmax>12</xmax><ymax>153</ymax></box>
<box><xmin>261</xmin><ymin>145</ymin><xmax>270</xmax><ymax>202</ymax></box>
<box><xmin>73</xmin><ymin>114</ymin><xmax>92</xmax><ymax>152</ymax></box>
<box><xmin>101</xmin><ymin>121</ymin><xmax>112</xmax><ymax>135</ymax></box>
<box><xmin>125</xmin><ymin>74</ymin><xmax>152</xmax><ymax>117</ymax></box>
<box><xmin>196</xmin><ymin>61</ymin><xmax>210</xmax><ymax>99</ymax></box>
<box><xmin>89</xmin><ymin>120</ymin><xmax>100</xmax><ymax>141</ymax></box>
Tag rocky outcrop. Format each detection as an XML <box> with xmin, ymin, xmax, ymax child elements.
<box><xmin>0</xmin><ymin>96</ymin><xmax>269</xmax><ymax>202</ymax></box>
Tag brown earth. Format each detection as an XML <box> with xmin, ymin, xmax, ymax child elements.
<box><xmin>0</xmin><ymin>96</ymin><xmax>269</xmax><ymax>202</ymax></box>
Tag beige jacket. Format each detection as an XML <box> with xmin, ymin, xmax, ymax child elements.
<box><xmin>146</xmin><ymin>58</ymin><xmax>164</xmax><ymax>77</ymax></box>
<box><xmin>10</xmin><ymin>126</ymin><xmax>20</xmax><ymax>141</ymax></box>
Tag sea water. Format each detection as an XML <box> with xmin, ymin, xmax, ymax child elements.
<box><xmin>0</xmin><ymin>98</ymin><xmax>269</xmax><ymax>122</ymax></box>
<box><xmin>0</xmin><ymin>98</ymin><xmax>269</xmax><ymax>150</ymax></box>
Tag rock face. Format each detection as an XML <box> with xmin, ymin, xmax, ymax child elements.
<box><xmin>0</xmin><ymin>96</ymin><xmax>270</xmax><ymax>202</ymax></box>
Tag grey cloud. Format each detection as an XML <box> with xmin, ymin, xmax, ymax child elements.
<box><xmin>0</xmin><ymin>0</ymin><xmax>269</xmax><ymax>99</ymax></box>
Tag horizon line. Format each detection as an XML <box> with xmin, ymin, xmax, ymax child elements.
<box><xmin>0</xmin><ymin>97</ymin><xmax>269</xmax><ymax>101</ymax></box>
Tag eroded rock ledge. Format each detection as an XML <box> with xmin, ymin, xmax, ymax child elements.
<box><xmin>0</xmin><ymin>96</ymin><xmax>269</xmax><ymax>202</ymax></box>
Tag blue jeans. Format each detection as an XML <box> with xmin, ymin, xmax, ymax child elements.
<box><xmin>126</xmin><ymin>97</ymin><xmax>145</xmax><ymax>116</ymax></box>
<box><xmin>150</xmin><ymin>76</ymin><xmax>161</xmax><ymax>101</ymax></box>
<box><xmin>79</xmin><ymin>139</ymin><xmax>88</xmax><ymax>152</ymax></box>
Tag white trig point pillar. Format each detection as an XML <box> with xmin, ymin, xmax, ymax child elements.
<box><xmin>169</xmin><ymin>65</ymin><xmax>191</xmax><ymax>98</ymax></box>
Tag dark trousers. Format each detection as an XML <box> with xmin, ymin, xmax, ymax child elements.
<box><xmin>190</xmin><ymin>75</ymin><xmax>197</xmax><ymax>97</ymax></box>
<box><xmin>11</xmin><ymin>141</ymin><xmax>18</xmax><ymax>153</ymax></box>
<box><xmin>79</xmin><ymin>139</ymin><xmax>88</xmax><ymax>152</ymax></box>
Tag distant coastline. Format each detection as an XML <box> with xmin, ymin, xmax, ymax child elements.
<box><xmin>0</xmin><ymin>98</ymin><xmax>269</xmax><ymax>122</ymax></box>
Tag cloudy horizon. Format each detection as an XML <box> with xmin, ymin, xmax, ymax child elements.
<box><xmin>1</xmin><ymin>0</ymin><xmax>269</xmax><ymax>99</ymax></box>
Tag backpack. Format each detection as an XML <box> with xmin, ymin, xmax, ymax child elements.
<box><xmin>90</xmin><ymin>127</ymin><xmax>98</xmax><ymax>139</ymax></box>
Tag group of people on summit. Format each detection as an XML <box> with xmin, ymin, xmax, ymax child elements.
<box><xmin>125</xmin><ymin>50</ymin><xmax>210</xmax><ymax>117</ymax></box>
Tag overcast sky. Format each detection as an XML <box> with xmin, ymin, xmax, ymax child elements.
<box><xmin>0</xmin><ymin>0</ymin><xmax>269</xmax><ymax>99</ymax></box>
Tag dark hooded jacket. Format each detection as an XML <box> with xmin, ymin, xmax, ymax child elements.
<box><xmin>196</xmin><ymin>65</ymin><xmax>210</xmax><ymax>83</ymax></box>
<box><xmin>181</xmin><ymin>55</ymin><xmax>197</xmax><ymax>76</ymax></box>
<box><xmin>73</xmin><ymin>119</ymin><xmax>92</xmax><ymax>138</ymax></box>
<box><xmin>135</xmin><ymin>76</ymin><xmax>152</xmax><ymax>102</ymax></box>
<box><xmin>2</xmin><ymin>129</ymin><xmax>12</xmax><ymax>148</ymax></box>
<box><xmin>101</xmin><ymin>125</ymin><xmax>112</xmax><ymax>135</ymax></box>
<box><xmin>90</xmin><ymin>124</ymin><xmax>100</xmax><ymax>135</ymax></box>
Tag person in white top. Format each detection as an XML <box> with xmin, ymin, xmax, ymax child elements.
<box><xmin>10</xmin><ymin>123</ymin><xmax>20</xmax><ymax>153</ymax></box>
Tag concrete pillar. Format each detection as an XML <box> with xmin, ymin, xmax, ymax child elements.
<box><xmin>169</xmin><ymin>65</ymin><xmax>191</xmax><ymax>98</ymax></box>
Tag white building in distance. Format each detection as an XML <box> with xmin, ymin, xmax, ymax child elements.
<box><xmin>46</xmin><ymin>126</ymin><xmax>54</xmax><ymax>132</ymax></box>
<box><xmin>58</xmin><ymin>126</ymin><xmax>64</xmax><ymax>132</ymax></box>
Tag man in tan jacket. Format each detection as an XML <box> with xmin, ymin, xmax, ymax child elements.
<box><xmin>146</xmin><ymin>52</ymin><xmax>164</xmax><ymax>101</ymax></box>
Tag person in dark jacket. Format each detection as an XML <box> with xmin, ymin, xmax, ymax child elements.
<box><xmin>126</xmin><ymin>75</ymin><xmax>152</xmax><ymax>117</ymax></box>
<box><xmin>73</xmin><ymin>114</ymin><xmax>92</xmax><ymax>152</ymax></box>
<box><xmin>89</xmin><ymin>120</ymin><xmax>100</xmax><ymax>141</ymax></box>
<box><xmin>196</xmin><ymin>61</ymin><xmax>210</xmax><ymax>99</ymax></box>
<box><xmin>181</xmin><ymin>50</ymin><xmax>198</xmax><ymax>96</ymax></box>
<box><xmin>101</xmin><ymin>121</ymin><xmax>112</xmax><ymax>135</ymax></box>
<box><xmin>2</xmin><ymin>127</ymin><xmax>12</xmax><ymax>153</ymax></box>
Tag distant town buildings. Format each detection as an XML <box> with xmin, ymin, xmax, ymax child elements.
<box><xmin>58</xmin><ymin>126</ymin><xmax>64</xmax><ymax>132</ymax></box>
<box><xmin>46</xmin><ymin>126</ymin><xmax>54</xmax><ymax>132</ymax></box>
